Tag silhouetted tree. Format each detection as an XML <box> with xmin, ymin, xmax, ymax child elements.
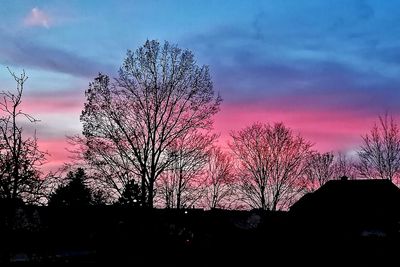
<box><xmin>303</xmin><ymin>151</ymin><xmax>359</xmax><ymax>192</ymax></box>
<box><xmin>48</xmin><ymin>168</ymin><xmax>93</xmax><ymax>207</ymax></box>
<box><xmin>230</xmin><ymin>122</ymin><xmax>313</xmax><ymax>210</ymax></box>
<box><xmin>158</xmin><ymin>131</ymin><xmax>214</xmax><ymax>209</ymax></box>
<box><xmin>117</xmin><ymin>179</ymin><xmax>142</xmax><ymax>207</ymax></box>
<box><xmin>204</xmin><ymin>147</ymin><xmax>235</xmax><ymax>209</ymax></box>
<box><xmin>68</xmin><ymin>134</ymin><xmax>141</xmax><ymax>203</ymax></box>
<box><xmin>0</xmin><ymin>69</ymin><xmax>47</xmax><ymax>204</ymax></box>
<box><xmin>91</xmin><ymin>188</ymin><xmax>109</xmax><ymax>205</ymax></box>
<box><xmin>304</xmin><ymin>152</ymin><xmax>335</xmax><ymax>192</ymax></box>
<box><xmin>332</xmin><ymin>152</ymin><xmax>357</xmax><ymax>179</ymax></box>
<box><xmin>78</xmin><ymin>40</ymin><xmax>221</xmax><ymax>207</ymax></box>
<box><xmin>358</xmin><ymin>114</ymin><xmax>400</xmax><ymax>182</ymax></box>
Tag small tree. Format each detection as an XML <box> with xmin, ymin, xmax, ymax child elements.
<box><xmin>332</xmin><ymin>152</ymin><xmax>357</xmax><ymax>179</ymax></box>
<box><xmin>48</xmin><ymin>168</ymin><xmax>93</xmax><ymax>207</ymax></box>
<box><xmin>230</xmin><ymin>122</ymin><xmax>313</xmax><ymax>211</ymax></box>
<box><xmin>304</xmin><ymin>151</ymin><xmax>358</xmax><ymax>192</ymax></box>
<box><xmin>158</xmin><ymin>131</ymin><xmax>214</xmax><ymax>209</ymax></box>
<box><xmin>358</xmin><ymin>114</ymin><xmax>400</xmax><ymax>182</ymax></box>
<box><xmin>304</xmin><ymin>152</ymin><xmax>335</xmax><ymax>192</ymax></box>
<box><xmin>204</xmin><ymin>147</ymin><xmax>235</xmax><ymax>209</ymax></box>
<box><xmin>0</xmin><ymin>69</ymin><xmax>47</xmax><ymax>204</ymax></box>
<box><xmin>68</xmin><ymin>134</ymin><xmax>140</xmax><ymax>204</ymax></box>
<box><xmin>117</xmin><ymin>179</ymin><xmax>142</xmax><ymax>207</ymax></box>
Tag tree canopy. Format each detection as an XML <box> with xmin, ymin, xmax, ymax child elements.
<box><xmin>78</xmin><ymin>40</ymin><xmax>221</xmax><ymax>207</ymax></box>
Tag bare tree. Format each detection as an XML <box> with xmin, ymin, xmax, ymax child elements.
<box><xmin>357</xmin><ymin>114</ymin><xmax>400</xmax><ymax>182</ymax></box>
<box><xmin>332</xmin><ymin>152</ymin><xmax>357</xmax><ymax>179</ymax></box>
<box><xmin>68</xmin><ymin>134</ymin><xmax>137</xmax><ymax>202</ymax></box>
<box><xmin>79</xmin><ymin>40</ymin><xmax>221</xmax><ymax>207</ymax></box>
<box><xmin>203</xmin><ymin>147</ymin><xmax>235</xmax><ymax>209</ymax></box>
<box><xmin>230</xmin><ymin>122</ymin><xmax>313</xmax><ymax>211</ymax></box>
<box><xmin>303</xmin><ymin>151</ymin><xmax>359</xmax><ymax>193</ymax></box>
<box><xmin>0</xmin><ymin>69</ymin><xmax>47</xmax><ymax>204</ymax></box>
<box><xmin>157</xmin><ymin>131</ymin><xmax>214</xmax><ymax>209</ymax></box>
<box><xmin>304</xmin><ymin>152</ymin><xmax>335</xmax><ymax>192</ymax></box>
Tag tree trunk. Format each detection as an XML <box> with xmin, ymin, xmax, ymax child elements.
<box><xmin>212</xmin><ymin>195</ymin><xmax>217</xmax><ymax>209</ymax></box>
<box><xmin>140</xmin><ymin>171</ymin><xmax>147</xmax><ymax>207</ymax></box>
<box><xmin>176</xmin><ymin>171</ymin><xmax>183</xmax><ymax>209</ymax></box>
<box><xmin>260</xmin><ymin>186</ymin><xmax>266</xmax><ymax>210</ymax></box>
<box><xmin>147</xmin><ymin>180</ymin><xmax>154</xmax><ymax>208</ymax></box>
<box><xmin>271</xmin><ymin>192</ymin><xmax>280</xmax><ymax>211</ymax></box>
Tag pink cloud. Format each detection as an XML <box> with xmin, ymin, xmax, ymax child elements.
<box><xmin>214</xmin><ymin>103</ymin><xmax>379</xmax><ymax>153</ymax></box>
<box><xmin>24</xmin><ymin>7</ymin><xmax>51</xmax><ymax>28</ymax></box>
<box><xmin>31</xmin><ymin>97</ymin><xmax>388</xmax><ymax>173</ymax></box>
<box><xmin>38</xmin><ymin>138</ymin><xmax>74</xmax><ymax>173</ymax></box>
<box><xmin>23</xmin><ymin>94</ymin><xmax>84</xmax><ymax>113</ymax></box>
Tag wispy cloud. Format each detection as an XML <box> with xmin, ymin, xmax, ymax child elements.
<box><xmin>24</xmin><ymin>90</ymin><xmax>84</xmax><ymax>113</ymax></box>
<box><xmin>215</xmin><ymin>103</ymin><xmax>376</xmax><ymax>153</ymax></box>
<box><xmin>24</xmin><ymin>7</ymin><xmax>51</xmax><ymax>28</ymax></box>
<box><xmin>182</xmin><ymin>0</ymin><xmax>400</xmax><ymax>118</ymax></box>
<box><xmin>0</xmin><ymin>31</ymin><xmax>115</xmax><ymax>78</ymax></box>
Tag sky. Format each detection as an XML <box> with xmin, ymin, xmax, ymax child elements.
<box><xmin>1</xmin><ymin>0</ymin><xmax>400</xmax><ymax>170</ymax></box>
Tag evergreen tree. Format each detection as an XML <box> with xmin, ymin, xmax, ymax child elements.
<box><xmin>117</xmin><ymin>180</ymin><xmax>142</xmax><ymax>207</ymax></box>
<box><xmin>48</xmin><ymin>168</ymin><xmax>93</xmax><ymax>207</ymax></box>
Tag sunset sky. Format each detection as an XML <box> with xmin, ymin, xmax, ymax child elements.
<box><xmin>1</xmin><ymin>0</ymin><xmax>400</xmax><ymax>170</ymax></box>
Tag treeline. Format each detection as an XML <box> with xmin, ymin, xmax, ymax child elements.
<box><xmin>1</xmin><ymin>40</ymin><xmax>400</xmax><ymax>210</ymax></box>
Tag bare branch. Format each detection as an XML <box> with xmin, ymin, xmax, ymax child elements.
<box><xmin>230</xmin><ymin>122</ymin><xmax>313</xmax><ymax>211</ymax></box>
<box><xmin>0</xmin><ymin>69</ymin><xmax>47</xmax><ymax>203</ymax></box>
<box><xmin>77</xmin><ymin>40</ymin><xmax>221</xmax><ymax>207</ymax></box>
<box><xmin>357</xmin><ymin>113</ymin><xmax>400</xmax><ymax>183</ymax></box>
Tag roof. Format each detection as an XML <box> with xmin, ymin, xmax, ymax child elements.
<box><xmin>290</xmin><ymin>179</ymin><xmax>400</xmax><ymax>217</ymax></box>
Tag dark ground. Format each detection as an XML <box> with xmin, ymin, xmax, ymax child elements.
<box><xmin>0</xmin><ymin>206</ymin><xmax>399</xmax><ymax>266</ymax></box>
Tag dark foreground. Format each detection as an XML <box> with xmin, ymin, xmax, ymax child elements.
<box><xmin>0</xmin><ymin>206</ymin><xmax>399</xmax><ymax>266</ymax></box>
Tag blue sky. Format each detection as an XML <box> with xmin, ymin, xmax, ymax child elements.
<box><xmin>1</xmin><ymin>0</ymin><xmax>400</xmax><ymax>168</ymax></box>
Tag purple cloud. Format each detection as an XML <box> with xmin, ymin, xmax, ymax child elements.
<box><xmin>0</xmin><ymin>31</ymin><xmax>115</xmax><ymax>78</ymax></box>
<box><xmin>24</xmin><ymin>7</ymin><xmax>51</xmax><ymax>29</ymax></box>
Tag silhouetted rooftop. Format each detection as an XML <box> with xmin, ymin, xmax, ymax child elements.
<box><xmin>290</xmin><ymin>179</ymin><xmax>400</xmax><ymax>217</ymax></box>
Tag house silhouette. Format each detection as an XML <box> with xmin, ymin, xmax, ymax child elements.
<box><xmin>291</xmin><ymin>177</ymin><xmax>400</xmax><ymax>219</ymax></box>
<box><xmin>288</xmin><ymin>177</ymin><xmax>400</xmax><ymax>265</ymax></box>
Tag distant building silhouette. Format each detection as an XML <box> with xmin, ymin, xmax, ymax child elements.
<box><xmin>291</xmin><ymin>177</ymin><xmax>400</xmax><ymax>242</ymax></box>
<box><xmin>288</xmin><ymin>178</ymin><xmax>400</xmax><ymax>264</ymax></box>
<box><xmin>291</xmin><ymin>178</ymin><xmax>400</xmax><ymax>216</ymax></box>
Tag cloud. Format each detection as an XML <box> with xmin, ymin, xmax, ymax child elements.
<box><xmin>0</xmin><ymin>31</ymin><xmax>115</xmax><ymax>78</ymax></box>
<box><xmin>23</xmin><ymin>90</ymin><xmax>84</xmax><ymax>113</ymax></box>
<box><xmin>38</xmin><ymin>138</ymin><xmax>74</xmax><ymax>172</ymax></box>
<box><xmin>24</xmin><ymin>7</ymin><xmax>51</xmax><ymax>28</ymax></box>
<box><xmin>182</xmin><ymin>6</ymin><xmax>400</xmax><ymax>117</ymax></box>
<box><xmin>18</xmin><ymin>109</ymin><xmax>82</xmax><ymax>139</ymax></box>
<box><xmin>213</xmin><ymin>57</ymin><xmax>400</xmax><ymax>116</ymax></box>
<box><xmin>355</xmin><ymin>0</ymin><xmax>374</xmax><ymax>20</ymax></box>
<box><xmin>15</xmin><ymin>110</ymin><xmax>82</xmax><ymax>172</ymax></box>
<box><xmin>18</xmin><ymin>89</ymin><xmax>86</xmax><ymax>139</ymax></box>
<box><xmin>214</xmin><ymin>103</ymin><xmax>377</xmax><ymax>153</ymax></box>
